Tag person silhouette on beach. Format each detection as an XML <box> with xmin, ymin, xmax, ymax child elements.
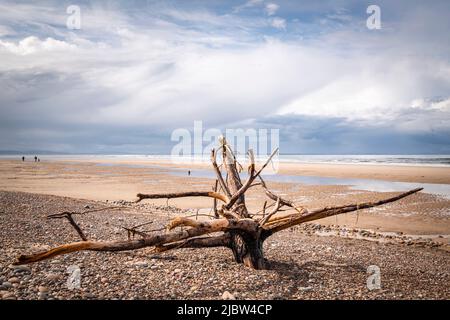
<box><xmin>34</xmin><ymin>156</ymin><xmax>37</xmax><ymax>162</ymax></box>
<box><xmin>22</xmin><ymin>156</ymin><xmax>25</xmax><ymax>162</ymax></box>
<box><xmin>188</xmin><ymin>170</ymin><xmax>191</xmax><ymax>176</ymax></box>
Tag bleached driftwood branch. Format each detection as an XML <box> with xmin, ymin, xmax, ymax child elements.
<box><xmin>15</xmin><ymin>140</ymin><xmax>423</xmax><ymax>269</ymax></box>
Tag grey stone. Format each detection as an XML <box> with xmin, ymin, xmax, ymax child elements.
<box><xmin>12</xmin><ymin>265</ymin><xmax>31</xmax><ymax>274</ymax></box>
<box><xmin>133</xmin><ymin>261</ymin><xmax>148</xmax><ymax>268</ymax></box>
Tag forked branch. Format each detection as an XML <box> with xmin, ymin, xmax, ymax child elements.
<box><xmin>225</xmin><ymin>148</ymin><xmax>278</xmax><ymax>210</ymax></box>
<box><xmin>264</xmin><ymin>187</ymin><xmax>424</xmax><ymax>234</ymax></box>
<box><xmin>48</xmin><ymin>212</ymin><xmax>87</xmax><ymax>241</ymax></box>
<box><xmin>136</xmin><ymin>191</ymin><xmax>228</xmax><ymax>203</ymax></box>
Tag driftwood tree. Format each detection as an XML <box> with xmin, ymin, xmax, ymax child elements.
<box><xmin>15</xmin><ymin>139</ymin><xmax>422</xmax><ymax>269</ymax></box>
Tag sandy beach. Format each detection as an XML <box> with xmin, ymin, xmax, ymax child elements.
<box><xmin>0</xmin><ymin>157</ymin><xmax>449</xmax><ymax>300</ymax></box>
<box><xmin>1</xmin><ymin>158</ymin><xmax>449</xmax><ymax>236</ymax></box>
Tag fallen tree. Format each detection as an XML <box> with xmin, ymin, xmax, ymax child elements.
<box><xmin>15</xmin><ymin>139</ymin><xmax>423</xmax><ymax>269</ymax></box>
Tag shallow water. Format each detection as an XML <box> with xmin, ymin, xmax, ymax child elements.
<box><xmin>92</xmin><ymin>162</ymin><xmax>450</xmax><ymax>199</ymax></box>
<box><xmin>167</xmin><ymin>167</ymin><xmax>450</xmax><ymax>199</ymax></box>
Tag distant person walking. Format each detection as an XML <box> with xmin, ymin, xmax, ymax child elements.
<box><xmin>22</xmin><ymin>156</ymin><xmax>25</xmax><ymax>162</ymax></box>
<box><xmin>34</xmin><ymin>156</ymin><xmax>37</xmax><ymax>162</ymax></box>
<box><xmin>188</xmin><ymin>170</ymin><xmax>191</xmax><ymax>176</ymax></box>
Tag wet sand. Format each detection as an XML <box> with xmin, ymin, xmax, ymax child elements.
<box><xmin>31</xmin><ymin>156</ymin><xmax>450</xmax><ymax>183</ymax></box>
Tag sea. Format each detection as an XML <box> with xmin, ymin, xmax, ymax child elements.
<box><xmin>1</xmin><ymin>154</ymin><xmax>450</xmax><ymax>167</ymax></box>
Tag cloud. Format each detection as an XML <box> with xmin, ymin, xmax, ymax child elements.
<box><xmin>411</xmin><ymin>97</ymin><xmax>450</xmax><ymax>112</ymax></box>
<box><xmin>248</xmin><ymin>114</ymin><xmax>450</xmax><ymax>154</ymax></box>
<box><xmin>269</xmin><ymin>17</ymin><xmax>286</xmax><ymax>30</ymax></box>
<box><xmin>0</xmin><ymin>36</ymin><xmax>76</xmax><ymax>55</ymax></box>
<box><xmin>265</xmin><ymin>3</ymin><xmax>280</xmax><ymax>16</ymax></box>
<box><xmin>233</xmin><ymin>0</ymin><xmax>265</xmax><ymax>13</ymax></box>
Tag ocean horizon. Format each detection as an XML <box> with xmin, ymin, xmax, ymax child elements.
<box><xmin>2</xmin><ymin>154</ymin><xmax>450</xmax><ymax>167</ymax></box>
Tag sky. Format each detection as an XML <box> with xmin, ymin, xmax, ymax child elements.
<box><xmin>0</xmin><ymin>0</ymin><xmax>449</xmax><ymax>154</ymax></box>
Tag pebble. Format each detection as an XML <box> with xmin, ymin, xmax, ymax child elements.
<box><xmin>38</xmin><ymin>292</ymin><xmax>48</xmax><ymax>300</ymax></box>
<box><xmin>38</xmin><ymin>286</ymin><xmax>48</xmax><ymax>293</ymax></box>
<box><xmin>190</xmin><ymin>286</ymin><xmax>198</xmax><ymax>292</ymax></box>
<box><xmin>12</xmin><ymin>265</ymin><xmax>31</xmax><ymax>274</ymax></box>
<box><xmin>46</xmin><ymin>273</ymin><xmax>60</xmax><ymax>281</ymax></box>
<box><xmin>221</xmin><ymin>291</ymin><xmax>236</xmax><ymax>300</ymax></box>
<box><xmin>133</xmin><ymin>261</ymin><xmax>148</xmax><ymax>268</ymax></box>
<box><xmin>8</xmin><ymin>277</ymin><xmax>20</xmax><ymax>284</ymax></box>
<box><xmin>2</xmin><ymin>292</ymin><xmax>16</xmax><ymax>300</ymax></box>
<box><xmin>83</xmin><ymin>293</ymin><xmax>95</xmax><ymax>299</ymax></box>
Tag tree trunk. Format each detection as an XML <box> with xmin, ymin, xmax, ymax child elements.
<box><xmin>223</xmin><ymin>143</ymin><xmax>250</xmax><ymax>218</ymax></box>
<box><xmin>229</xmin><ymin>231</ymin><xmax>265</xmax><ymax>269</ymax></box>
<box><xmin>221</xmin><ymin>140</ymin><xmax>264</xmax><ymax>267</ymax></box>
